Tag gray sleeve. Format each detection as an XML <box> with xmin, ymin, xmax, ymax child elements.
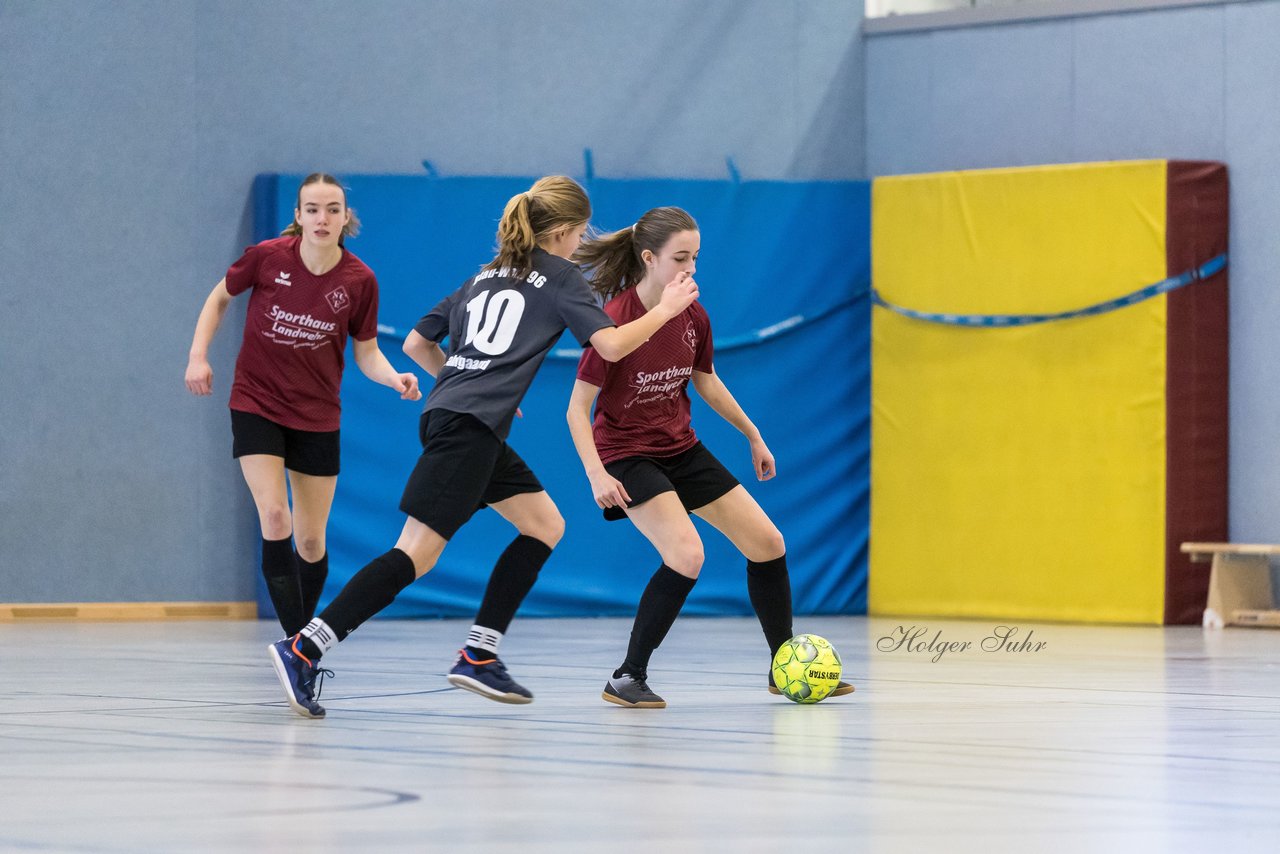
<box><xmin>555</xmin><ymin>266</ymin><xmax>615</xmax><ymax>346</ymax></box>
<box><xmin>413</xmin><ymin>286</ymin><xmax>463</xmax><ymax>344</ymax></box>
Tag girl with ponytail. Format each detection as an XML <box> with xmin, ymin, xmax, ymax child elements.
<box><xmin>566</xmin><ymin>207</ymin><xmax>854</xmax><ymax>708</ymax></box>
<box><xmin>267</xmin><ymin>176</ymin><xmax>699</xmax><ymax>717</ymax></box>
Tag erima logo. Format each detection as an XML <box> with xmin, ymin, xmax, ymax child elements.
<box><xmin>274</xmin><ymin>271</ymin><xmax>292</xmax><ymax>287</ymax></box>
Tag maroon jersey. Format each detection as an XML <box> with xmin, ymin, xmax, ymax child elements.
<box><xmin>577</xmin><ymin>286</ymin><xmax>713</xmax><ymax>464</ymax></box>
<box><xmin>225</xmin><ymin>236</ymin><xmax>379</xmax><ymax>431</ymax></box>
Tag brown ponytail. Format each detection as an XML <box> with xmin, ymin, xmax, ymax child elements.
<box><xmin>485</xmin><ymin>176</ymin><xmax>591</xmax><ymax>281</ymax></box>
<box><xmin>575</xmin><ymin>206</ymin><xmax>699</xmax><ymax>299</ymax></box>
<box><xmin>281</xmin><ymin>172</ymin><xmax>360</xmax><ymax>245</ymax></box>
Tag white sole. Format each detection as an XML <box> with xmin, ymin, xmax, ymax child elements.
<box><xmin>446</xmin><ymin>673</ymin><xmax>533</xmax><ymax>704</ymax></box>
<box><xmin>267</xmin><ymin>643</ymin><xmax>324</xmax><ymax>719</ymax></box>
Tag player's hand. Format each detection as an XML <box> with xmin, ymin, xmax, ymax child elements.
<box><xmin>185</xmin><ymin>357</ymin><xmax>213</xmax><ymax>396</ymax></box>
<box><xmin>395</xmin><ymin>372</ymin><xmax>422</xmax><ymax>401</ymax></box>
<box><xmin>750</xmin><ymin>438</ymin><xmax>776</xmax><ymax>481</ymax></box>
<box><xmin>658</xmin><ymin>271</ymin><xmax>699</xmax><ymax>319</ymax></box>
<box><xmin>588</xmin><ymin>469</ymin><xmax>631</xmax><ymax>511</ymax></box>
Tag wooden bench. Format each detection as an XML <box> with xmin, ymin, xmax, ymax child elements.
<box><xmin>1180</xmin><ymin>542</ymin><xmax>1280</xmax><ymax>629</ymax></box>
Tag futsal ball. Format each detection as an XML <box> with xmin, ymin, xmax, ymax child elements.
<box><xmin>772</xmin><ymin>634</ymin><xmax>842</xmax><ymax>704</ymax></box>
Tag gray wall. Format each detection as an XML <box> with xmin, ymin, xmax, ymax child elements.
<box><xmin>866</xmin><ymin>0</ymin><xmax>1280</xmax><ymax>542</ymax></box>
<box><xmin>0</xmin><ymin>1</ymin><xmax>865</xmax><ymax>603</ymax></box>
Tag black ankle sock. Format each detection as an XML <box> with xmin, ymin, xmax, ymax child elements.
<box><xmin>261</xmin><ymin>536</ymin><xmax>304</xmax><ymax>636</ymax></box>
<box><xmin>747</xmin><ymin>555</ymin><xmax>794</xmax><ymax>656</ymax></box>
<box><xmin>296</xmin><ymin>550</ymin><xmax>329</xmax><ymax>622</ymax></box>
<box><xmin>297</xmin><ymin>634</ymin><xmax>323</xmax><ymax>661</ymax></box>
<box><xmin>464</xmin><ymin>645</ymin><xmax>495</xmax><ymax>661</ymax></box>
<box><xmin>624</xmin><ymin>564</ymin><xmax>696</xmax><ymax>672</ymax></box>
<box><xmin>473</xmin><ymin>535</ymin><xmax>553</xmax><ymax>634</ymax></box>
<box><xmin>314</xmin><ymin>548</ymin><xmax>417</xmax><ymax>642</ymax></box>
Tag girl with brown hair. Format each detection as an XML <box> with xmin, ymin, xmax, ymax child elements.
<box><xmin>567</xmin><ymin>206</ymin><xmax>853</xmax><ymax>707</ymax></box>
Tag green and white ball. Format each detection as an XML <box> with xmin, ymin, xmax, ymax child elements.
<box><xmin>772</xmin><ymin>634</ymin><xmax>842</xmax><ymax>704</ymax></box>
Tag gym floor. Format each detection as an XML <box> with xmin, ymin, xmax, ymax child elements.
<box><xmin>2</xmin><ymin>614</ymin><xmax>1277</xmax><ymax>851</ymax></box>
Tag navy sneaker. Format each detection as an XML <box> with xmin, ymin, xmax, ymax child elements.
<box><xmin>268</xmin><ymin>636</ymin><xmax>330</xmax><ymax>719</ymax></box>
<box><xmin>446</xmin><ymin>649</ymin><xmax>533</xmax><ymax>704</ymax></box>
<box><xmin>769</xmin><ymin>669</ymin><xmax>855</xmax><ymax>697</ymax></box>
<box><xmin>602</xmin><ymin>671</ymin><xmax>666</xmax><ymax>708</ymax></box>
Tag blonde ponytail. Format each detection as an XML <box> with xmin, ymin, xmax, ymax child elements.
<box><xmin>485</xmin><ymin>176</ymin><xmax>591</xmax><ymax>281</ymax></box>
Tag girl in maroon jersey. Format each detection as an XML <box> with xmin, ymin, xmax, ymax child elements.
<box><xmin>185</xmin><ymin>172</ymin><xmax>420</xmax><ymax>637</ymax></box>
<box><xmin>567</xmin><ymin>206</ymin><xmax>853</xmax><ymax>707</ymax></box>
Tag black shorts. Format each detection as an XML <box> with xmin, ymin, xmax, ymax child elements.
<box><xmin>230</xmin><ymin>409</ymin><xmax>340</xmax><ymax>477</ymax></box>
<box><xmin>399</xmin><ymin>409</ymin><xmax>544</xmax><ymax>540</ymax></box>
<box><xmin>602</xmin><ymin>442</ymin><xmax>739</xmax><ymax>521</ymax></box>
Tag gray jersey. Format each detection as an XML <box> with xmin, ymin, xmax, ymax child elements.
<box><xmin>415</xmin><ymin>248</ymin><xmax>615</xmax><ymax>439</ymax></box>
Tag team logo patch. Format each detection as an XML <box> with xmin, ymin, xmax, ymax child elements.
<box><xmin>326</xmin><ymin>286</ymin><xmax>350</xmax><ymax>314</ymax></box>
<box><xmin>684</xmin><ymin>322</ymin><xmax>697</xmax><ymax>352</ymax></box>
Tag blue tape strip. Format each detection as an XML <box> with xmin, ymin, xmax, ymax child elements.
<box><xmin>871</xmin><ymin>254</ymin><xmax>1226</xmax><ymax>327</ymax></box>
<box><xmin>377</xmin><ymin>295</ymin><xmax>867</xmax><ymax>359</ymax></box>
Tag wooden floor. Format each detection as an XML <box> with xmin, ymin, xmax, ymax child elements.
<box><xmin>2</xmin><ymin>614</ymin><xmax>1278</xmax><ymax>852</ymax></box>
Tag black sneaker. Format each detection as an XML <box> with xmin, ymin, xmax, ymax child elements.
<box><xmin>602</xmin><ymin>671</ymin><xmax>666</xmax><ymax>708</ymax></box>
<box><xmin>446</xmin><ymin>649</ymin><xmax>534</xmax><ymax>704</ymax></box>
<box><xmin>768</xmin><ymin>669</ymin><xmax>855</xmax><ymax>697</ymax></box>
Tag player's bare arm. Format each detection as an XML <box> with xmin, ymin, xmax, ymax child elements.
<box><xmin>566</xmin><ymin>379</ymin><xmax>632</xmax><ymax>509</ymax></box>
<box><xmin>402</xmin><ymin>329</ymin><xmax>447</xmax><ymax>378</ymax></box>
<box><xmin>353</xmin><ymin>337</ymin><xmax>421</xmax><ymax>400</ymax></box>
<box><xmin>184</xmin><ymin>278</ymin><xmax>235</xmax><ymax>396</ymax></box>
<box><xmin>587</xmin><ymin>271</ymin><xmax>699</xmax><ymax>362</ymax></box>
<box><xmin>691</xmin><ymin>369</ymin><xmax>775</xmax><ymax>480</ymax></box>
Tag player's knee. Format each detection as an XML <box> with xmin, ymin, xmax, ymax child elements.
<box><xmin>259</xmin><ymin>504</ymin><xmax>291</xmax><ymax>539</ymax></box>
<box><xmin>757</xmin><ymin>526</ymin><xmax>785</xmax><ymax>561</ymax></box>
<box><xmin>295</xmin><ymin>533</ymin><xmax>325</xmax><ymax>562</ymax></box>
<box><xmin>526</xmin><ymin>509</ymin><xmax>564</xmax><ymax>549</ymax></box>
<box><xmin>666</xmin><ymin>540</ymin><xmax>704</xmax><ymax>578</ymax></box>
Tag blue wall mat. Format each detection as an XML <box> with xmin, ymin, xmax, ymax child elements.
<box><xmin>255</xmin><ymin>175</ymin><xmax>869</xmax><ymax>619</ymax></box>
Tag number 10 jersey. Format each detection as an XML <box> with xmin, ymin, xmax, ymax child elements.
<box><xmin>414</xmin><ymin>248</ymin><xmax>614</xmax><ymax>439</ymax></box>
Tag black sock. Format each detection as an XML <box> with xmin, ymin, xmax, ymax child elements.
<box><xmin>473</xmin><ymin>535</ymin><xmax>553</xmax><ymax>635</ymax></box>
<box><xmin>261</xmin><ymin>536</ymin><xmax>305</xmax><ymax>636</ymax></box>
<box><xmin>747</xmin><ymin>554</ymin><xmax>794</xmax><ymax>656</ymax></box>
<box><xmin>296</xmin><ymin>550</ymin><xmax>329</xmax><ymax>622</ymax></box>
<box><xmin>621</xmin><ymin>564</ymin><xmax>696</xmax><ymax>675</ymax></box>
<box><xmin>308</xmin><ymin>548</ymin><xmax>416</xmax><ymax>651</ymax></box>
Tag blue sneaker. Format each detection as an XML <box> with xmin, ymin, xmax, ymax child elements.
<box><xmin>446</xmin><ymin>649</ymin><xmax>533</xmax><ymax>704</ymax></box>
<box><xmin>268</xmin><ymin>636</ymin><xmax>330</xmax><ymax>718</ymax></box>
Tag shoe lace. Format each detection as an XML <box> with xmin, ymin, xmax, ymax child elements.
<box><xmin>303</xmin><ymin>666</ymin><xmax>336</xmax><ymax>700</ymax></box>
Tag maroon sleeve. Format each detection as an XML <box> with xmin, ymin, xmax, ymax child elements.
<box><xmin>349</xmin><ymin>272</ymin><xmax>380</xmax><ymax>341</ymax></box>
<box><xmin>693</xmin><ymin>307</ymin><xmax>714</xmax><ymax>373</ymax></box>
<box><xmin>576</xmin><ymin>346</ymin><xmax>607</xmax><ymax>387</ymax></box>
<box><xmin>224</xmin><ymin>243</ymin><xmax>265</xmax><ymax>296</ymax></box>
